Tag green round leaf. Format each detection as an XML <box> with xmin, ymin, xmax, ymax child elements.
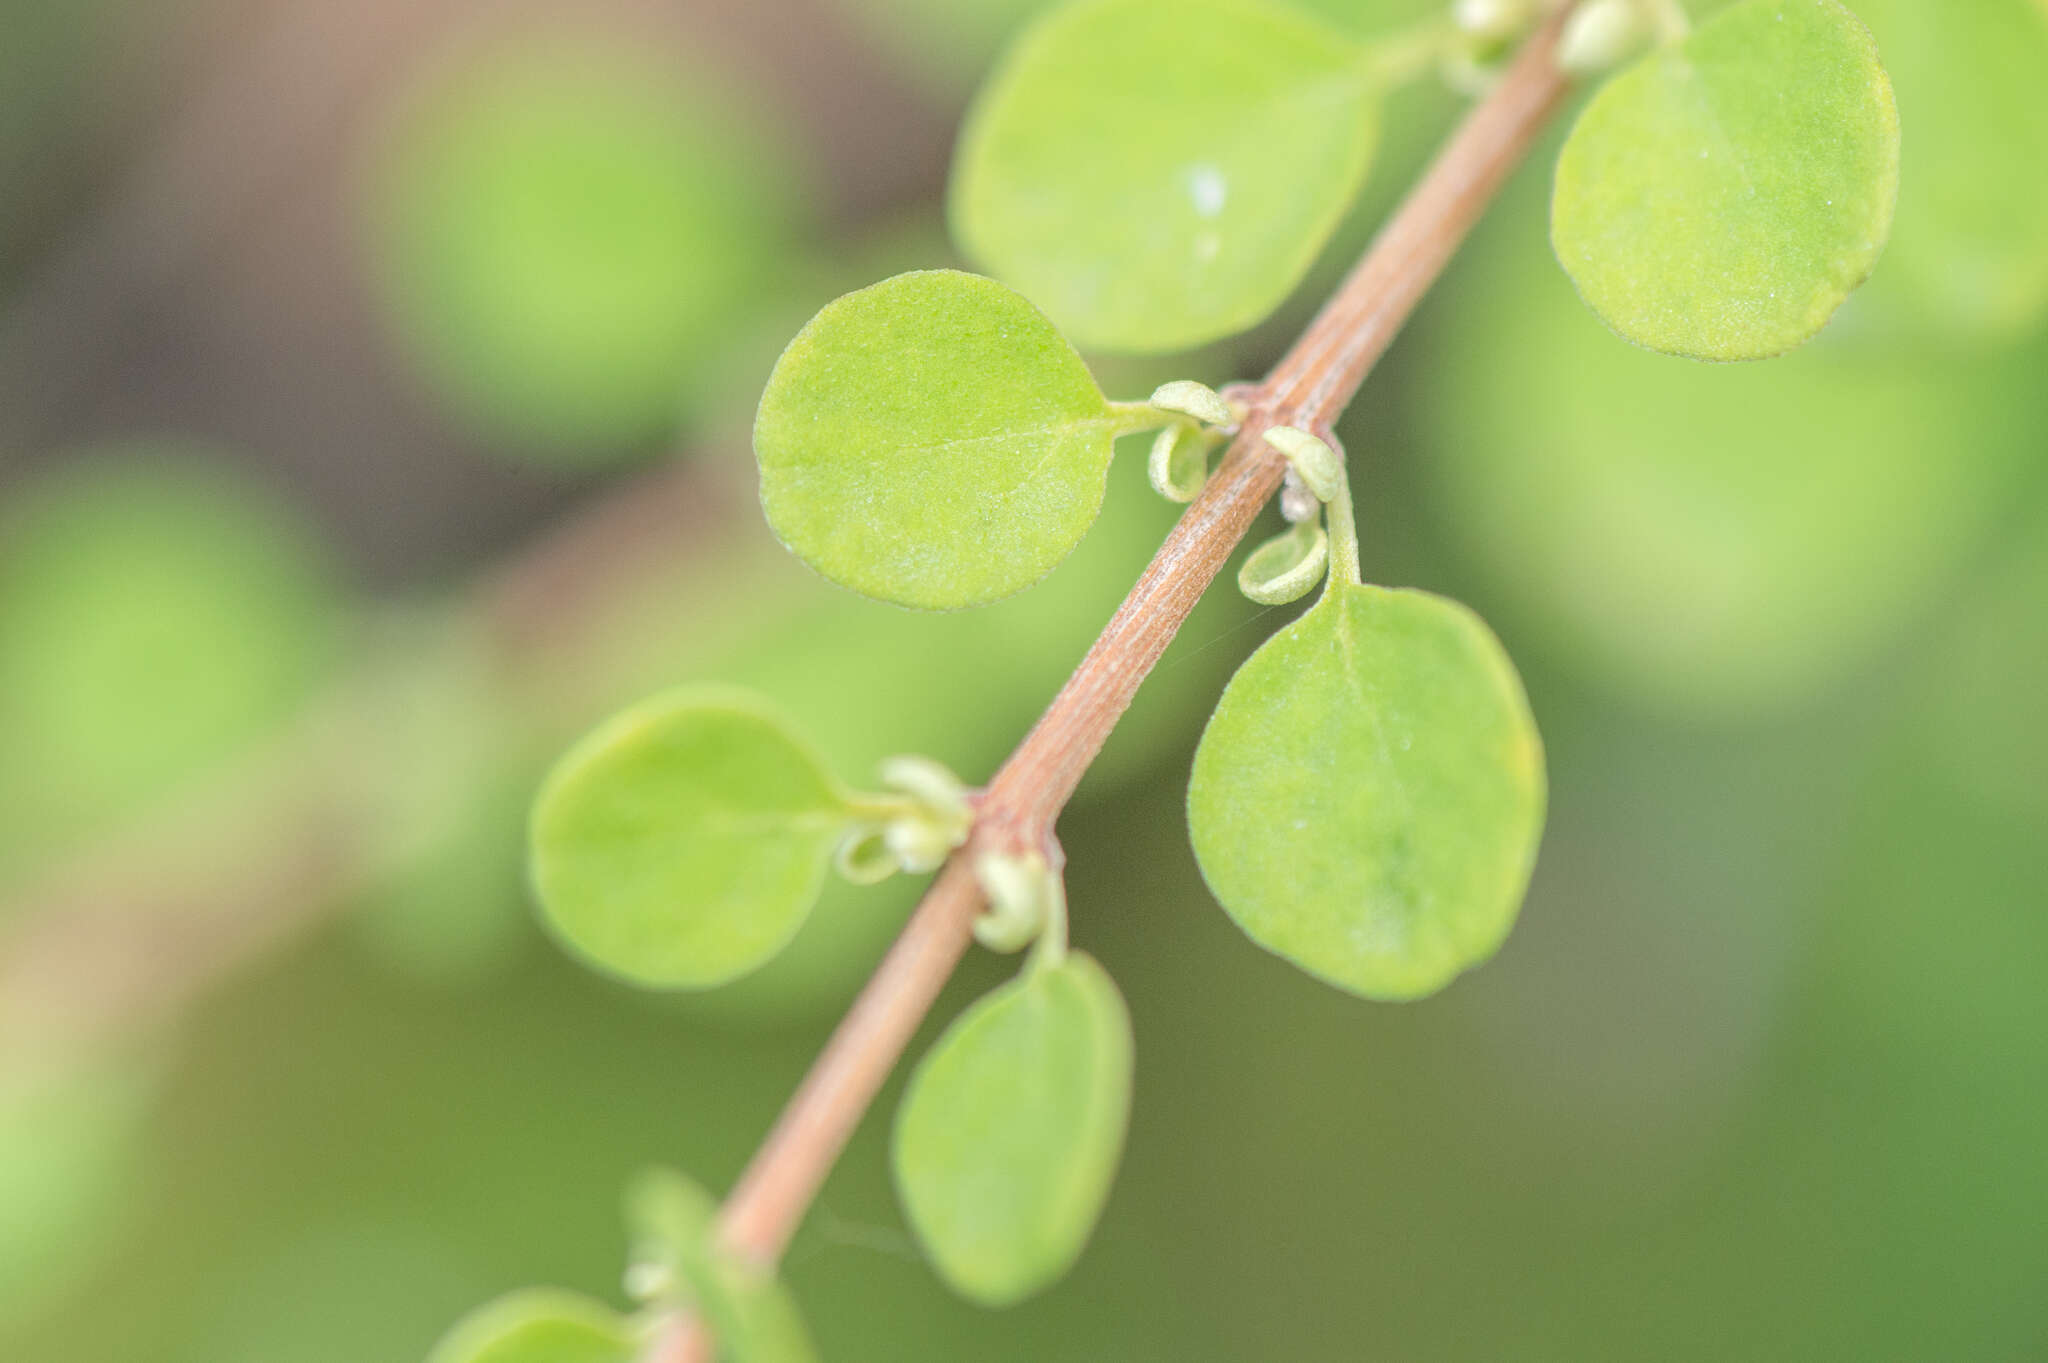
<box><xmin>1846</xmin><ymin>0</ymin><xmax>2048</xmax><ymax>341</ymax></box>
<box><xmin>1188</xmin><ymin>583</ymin><xmax>1545</xmax><ymax>1000</ymax></box>
<box><xmin>529</xmin><ymin>688</ymin><xmax>855</xmax><ymax>989</ymax></box>
<box><xmin>893</xmin><ymin>953</ymin><xmax>1134</xmax><ymax>1306</ymax></box>
<box><xmin>368</xmin><ymin>39</ymin><xmax>800</xmax><ymax>461</ymax></box>
<box><xmin>951</xmin><ymin>0</ymin><xmax>1380</xmax><ymax>353</ymax></box>
<box><xmin>1551</xmin><ymin>0</ymin><xmax>1899</xmax><ymax>360</ymax></box>
<box><xmin>427</xmin><ymin>1289</ymin><xmax>635</xmax><ymax>1363</ymax></box>
<box><xmin>755</xmin><ymin>270</ymin><xmax>1136</xmax><ymax>610</ymax></box>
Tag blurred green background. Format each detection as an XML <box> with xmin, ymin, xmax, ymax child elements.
<box><xmin>0</xmin><ymin>0</ymin><xmax>2043</xmax><ymax>1359</ymax></box>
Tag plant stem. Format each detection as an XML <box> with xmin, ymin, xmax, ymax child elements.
<box><xmin>676</xmin><ymin>9</ymin><xmax>1579</xmax><ymax>1352</ymax></box>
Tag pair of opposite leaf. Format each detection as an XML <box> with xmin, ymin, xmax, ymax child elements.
<box><xmin>526</xmin><ymin>679</ymin><xmax>1136</xmax><ymax>1306</ymax></box>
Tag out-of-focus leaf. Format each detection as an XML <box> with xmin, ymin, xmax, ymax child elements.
<box><xmin>0</xmin><ymin>452</ymin><xmax>339</xmax><ymax>891</ymax></box>
<box><xmin>1846</xmin><ymin>0</ymin><xmax>2048</xmax><ymax>342</ymax></box>
<box><xmin>367</xmin><ymin>38</ymin><xmax>800</xmax><ymax>462</ymax></box>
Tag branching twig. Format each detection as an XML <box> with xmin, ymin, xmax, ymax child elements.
<box><xmin>674</xmin><ymin>12</ymin><xmax>1579</xmax><ymax>1354</ymax></box>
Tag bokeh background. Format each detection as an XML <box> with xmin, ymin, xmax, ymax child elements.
<box><xmin>1</xmin><ymin>0</ymin><xmax>2044</xmax><ymax>1359</ymax></box>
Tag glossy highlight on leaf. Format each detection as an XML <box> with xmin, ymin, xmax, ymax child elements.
<box><xmin>755</xmin><ymin>270</ymin><xmax>1142</xmax><ymax>610</ymax></box>
<box><xmin>427</xmin><ymin>1289</ymin><xmax>635</xmax><ymax>1363</ymax></box>
<box><xmin>893</xmin><ymin>953</ymin><xmax>1134</xmax><ymax>1306</ymax></box>
<box><xmin>1189</xmin><ymin>582</ymin><xmax>1545</xmax><ymax>1000</ymax></box>
<box><xmin>1551</xmin><ymin>0</ymin><xmax>1899</xmax><ymax>360</ymax></box>
<box><xmin>952</xmin><ymin>0</ymin><xmax>1381</xmax><ymax>353</ymax></box>
<box><xmin>529</xmin><ymin>687</ymin><xmax>855</xmax><ymax>989</ymax></box>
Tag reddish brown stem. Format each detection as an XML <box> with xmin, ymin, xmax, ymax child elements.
<box><xmin>701</xmin><ymin>7</ymin><xmax>1578</xmax><ymax>1319</ymax></box>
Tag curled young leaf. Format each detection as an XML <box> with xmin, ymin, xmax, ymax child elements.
<box><xmin>831</xmin><ymin>825</ymin><xmax>900</xmax><ymax>886</ymax></box>
<box><xmin>755</xmin><ymin>270</ymin><xmax>1147</xmax><ymax>610</ymax></box>
<box><xmin>529</xmin><ymin>687</ymin><xmax>856</xmax><ymax>989</ymax></box>
<box><xmin>893</xmin><ymin>953</ymin><xmax>1133</xmax><ymax>1306</ymax></box>
<box><xmin>877</xmin><ymin>754</ymin><xmax>972</xmax><ymax>827</ymax></box>
<box><xmin>1148</xmin><ymin>422</ymin><xmax>1217</xmax><ymax>503</ymax></box>
<box><xmin>1237</xmin><ymin>519</ymin><xmax>1330</xmax><ymax>605</ymax></box>
<box><xmin>1189</xmin><ymin>582</ymin><xmax>1545</xmax><ymax>1000</ymax></box>
<box><xmin>427</xmin><ymin>1288</ymin><xmax>635</xmax><ymax>1363</ymax></box>
<box><xmin>1147</xmin><ymin>379</ymin><xmax>1236</xmax><ymax>429</ymax></box>
<box><xmin>1262</xmin><ymin>425</ymin><xmax>1343</xmax><ymax>502</ymax></box>
<box><xmin>952</xmin><ymin>0</ymin><xmax>1381</xmax><ymax>353</ymax></box>
<box><xmin>1551</xmin><ymin>0</ymin><xmax>1899</xmax><ymax>360</ymax></box>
